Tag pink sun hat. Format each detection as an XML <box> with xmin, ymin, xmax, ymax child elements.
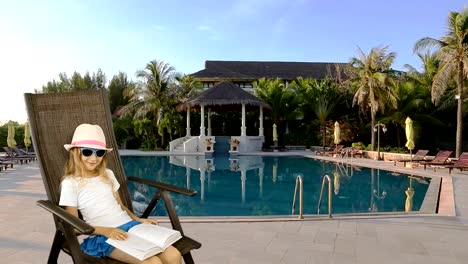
<box><xmin>64</xmin><ymin>124</ymin><xmax>113</xmax><ymax>152</ymax></box>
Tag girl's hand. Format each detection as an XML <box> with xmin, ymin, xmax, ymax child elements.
<box><xmin>103</xmin><ymin>227</ymin><xmax>128</xmax><ymax>240</ymax></box>
<box><xmin>137</xmin><ymin>218</ymin><xmax>159</xmax><ymax>225</ymax></box>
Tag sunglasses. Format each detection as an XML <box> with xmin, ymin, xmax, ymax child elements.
<box><xmin>80</xmin><ymin>148</ymin><xmax>107</xmax><ymax>158</ymax></box>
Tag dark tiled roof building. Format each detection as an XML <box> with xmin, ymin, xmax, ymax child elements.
<box><xmin>191</xmin><ymin>60</ymin><xmax>349</xmax><ymax>90</ymax></box>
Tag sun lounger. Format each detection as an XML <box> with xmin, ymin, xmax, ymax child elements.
<box><xmin>14</xmin><ymin>147</ymin><xmax>36</xmax><ymax>160</ymax></box>
<box><xmin>391</xmin><ymin>150</ymin><xmax>429</xmax><ymax>167</ymax></box>
<box><xmin>317</xmin><ymin>145</ymin><xmax>344</xmax><ymax>156</ymax></box>
<box><xmin>441</xmin><ymin>152</ymin><xmax>468</xmax><ymax>174</ymax></box>
<box><xmin>2</xmin><ymin>147</ymin><xmax>33</xmax><ymax>163</ymax></box>
<box><xmin>417</xmin><ymin>150</ymin><xmax>453</xmax><ymax>170</ymax></box>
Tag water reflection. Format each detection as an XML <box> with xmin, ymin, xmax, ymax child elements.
<box><xmin>169</xmin><ymin>155</ymin><xmax>265</xmax><ymax>204</ymax></box>
<box><xmin>369</xmin><ymin>168</ymin><xmax>387</xmax><ymax>212</ymax></box>
<box><xmin>122</xmin><ymin>155</ymin><xmax>431</xmax><ymax>217</ymax></box>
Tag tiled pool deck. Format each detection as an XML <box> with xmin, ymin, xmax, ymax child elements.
<box><xmin>2</xmin><ymin>151</ymin><xmax>468</xmax><ymax>263</ymax></box>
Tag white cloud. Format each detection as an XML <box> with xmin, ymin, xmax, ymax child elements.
<box><xmin>152</xmin><ymin>25</ymin><xmax>166</xmax><ymax>31</ymax></box>
<box><xmin>197</xmin><ymin>25</ymin><xmax>212</xmax><ymax>31</ymax></box>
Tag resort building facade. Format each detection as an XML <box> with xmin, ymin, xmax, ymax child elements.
<box><xmin>171</xmin><ymin>60</ymin><xmax>348</xmax><ymax>155</ymax></box>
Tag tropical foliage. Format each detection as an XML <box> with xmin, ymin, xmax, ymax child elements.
<box><xmin>350</xmin><ymin>46</ymin><xmax>398</xmax><ymax>150</ymax></box>
<box><xmin>414</xmin><ymin>7</ymin><xmax>468</xmax><ymax>157</ymax></box>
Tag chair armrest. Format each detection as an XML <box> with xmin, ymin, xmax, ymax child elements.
<box><xmin>128</xmin><ymin>177</ymin><xmax>197</xmax><ymax>196</ymax></box>
<box><xmin>36</xmin><ymin>200</ymin><xmax>95</xmax><ymax>234</ymax></box>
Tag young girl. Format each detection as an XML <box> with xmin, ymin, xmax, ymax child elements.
<box><xmin>59</xmin><ymin>124</ymin><xmax>182</xmax><ymax>264</ymax></box>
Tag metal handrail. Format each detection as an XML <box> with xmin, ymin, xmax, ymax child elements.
<box><xmin>317</xmin><ymin>174</ymin><xmax>333</xmax><ymax>218</ymax></box>
<box><xmin>291</xmin><ymin>175</ymin><xmax>304</xmax><ymax>219</ymax></box>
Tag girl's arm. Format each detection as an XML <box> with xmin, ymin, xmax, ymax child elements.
<box><xmin>64</xmin><ymin>206</ymin><xmax>128</xmax><ymax>240</ymax></box>
<box><xmin>114</xmin><ymin>192</ymin><xmax>159</xmax><ymax>225</ymax></box>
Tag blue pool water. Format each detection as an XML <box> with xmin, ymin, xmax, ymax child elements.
<box><xmin>121</xmin><ymin>155</ymin><xmax>430</xmax><ymax>217</ymax></box>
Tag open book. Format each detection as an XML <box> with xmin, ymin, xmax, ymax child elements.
<box><xmin>106</xmin><ymin>224</ymin><xmax>182</xmax><ymax>261</ymax></box>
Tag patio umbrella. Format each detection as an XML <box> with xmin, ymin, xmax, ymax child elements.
<box><xmin>272</xmin><ymin>161</ymin><xmax>278</xmax><ymax>183</ymax></box>
<box><xmin>334</xmin><ymin>121</ymin><xmax>341</xmax><ymax>145</ymax></box>
<box><xmin>24</xmin><ymin>122</ymin><xmax>31</xmax><ymax>152</ymax></box>
<box><xmin>272</xmin><ymin>124</ymin><xmax>278</xmax><ymax>146</ymax></box>
<box><xmin>405</xmin><ymin>178</ymin><xmax>414</xmax><ymax>212</ymax></box>
<box><xmin>7</xmin><ymin>123</ymin><xmax>17</xmax><ymax>149</ymax></box>
<box><xmin>405</xmin><ymin>117</ymin><xmax>415</xmax><ymax>158</ymax></box>
<box><xmin>333</xmin><ymin>170</ymin><xmax>340</xmax><ymax>195</ymax></box>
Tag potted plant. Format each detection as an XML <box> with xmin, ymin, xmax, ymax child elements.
<box><xmin>205</xmin><ymin>138</ymin><xmax>213</xmax><ymax>151</ymax></box>
<box><xmin>229</xmin><ymin>138</ymin><xmax>240</xmax><ymax>151</ymax></box>
<box><xmin>230</xmin><ymin>160</ymin><xmax>239</xmax><ymax>171</ymax></box>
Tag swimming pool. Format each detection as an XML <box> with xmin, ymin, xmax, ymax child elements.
<box><xmin>121</xmin><ymin>155</ymin><xmax>431</xmax><ymax>217</ymax></box>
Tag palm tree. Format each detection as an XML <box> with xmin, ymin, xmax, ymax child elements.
<box><xmin>253</xmin><ymin>78</ymin><xmax>300</xmax><ymax>142</ymax></box>
<box><xmin>350</xmin><ymin>46</ymin><xmax>398</xmax><ymax>150</ymax></box>
<box><xmin>174</xmin><ymin>74</ymin><xmax>203</xmax><ymax>102</ymax></box>
<box><xmin>121</xmin><ymin>60</ymin><xmax>176</xmax><ymax>149</ymax></box>
<box><xmin>414</xmin><ymin>8</ymin><xmax>468</xmax><ymax>157</ymax></box>
<box><xmin>108</xmin><ymin>72</ymin><xmax>133</xmax><ymax>114</ymax></box>
<box><xmin>295</xmin><ymin>78</ymin><xmax>340</xmax><ymax>148</ymax></box>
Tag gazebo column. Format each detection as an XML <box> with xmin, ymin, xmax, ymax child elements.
<box><xmin>259</xmin><ymin>106</ymin><xmax>264</xmax><ymax>136</ymax></box>
<box><xmin>200</xmin><ymin>105</ymin><xmax>205</xmax><ymax>136</ymax></box>
<box><xmin>186</xmin><ymin>107</ymin><xmax>191</xmax><ymax>137</ymax></box>
<box><xmin>241</xmin><ymin>103</ymin><xmax>246</xmax><ymax>136</ymax></box>
<box><xmin>207</xmin><ymin>108</ymin><xmax>212</xmax><ymax>136</ymax></box>
<box><xmin>186</xmin><ymin>167</ymin><xmax>191</xmax><ymax>189</ymax></box>
<box><xmin>200</xmin><ymin>169</ymin><xmax>205</xmax><ymax>201</ymax></box>
<box><xmin>241</xmin><ymin>169</ymin><xmax>246</xmax><ymax>204</ymax></box>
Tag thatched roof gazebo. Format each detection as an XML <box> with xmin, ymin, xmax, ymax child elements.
<box><xmin>177</xmin><ymin>81</ymin><xmax>270</xmax><ymax>144</ymax></box>
<box><xmin>177</xmin><ymin>81</ymin><xmax>270</xmax><ymax>112</ymax></box>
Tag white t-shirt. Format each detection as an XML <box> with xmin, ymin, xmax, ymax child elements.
<box><xmin>59</xmin><ymin>169</ymin><xmax>133</xmax><ymax>227</ymax></box>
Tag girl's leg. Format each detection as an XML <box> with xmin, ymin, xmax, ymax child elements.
<box><xmin>157</xmin><ymin>246</ymin><xmax>182</xmax><ymax>264</ymax></box>
<box><xmin>109</xmin><ymin>248</ymin><xmax>163</xmax><ymax>264</ymax></box>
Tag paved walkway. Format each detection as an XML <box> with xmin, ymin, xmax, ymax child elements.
<box><xmin>2</xmin><ymin>156</ymin><xmax>468</xmax><ymax>263</ymax></box>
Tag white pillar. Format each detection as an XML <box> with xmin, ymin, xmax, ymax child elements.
<box><xmin>241</xmin><ymin>170</ymin><xmax>246</xmax><ymax>204</ymax></box>
<box><xmin>207</xmin><ymin>108</ymin><xmax>212</xmax><ymax>136</ymax></box>
<box><xmin>186</xmin><ymin>107</ymin><xmax>191</xmax><ymax>137</ymax></box>
<box><xmin>186</xmin><ymin>167</ymin><xmax>191</xmax><ymax>189</ymax></box>
<box><xmin>200</xmin><ymin>169</ymin><xmax>205</xmax><ymax>202</ymax></box>
<box><xmin>259</xmin><ymin>107</ymin><xmax>264</xmax><ymax>136</ymax></box>
<box><xmin>241</xmin><ymin>103</ymin><xmax>246</xmax><ymax>136</ymax></box>
<box><xmin>259</xmin><ymin>166</ymin><xmax>264</xmax><ymax>198</ymax></box>
<box><xmin>200</xmin><ymin>105</ymin><xmax>205</xmax><ymax>136</ymax></box>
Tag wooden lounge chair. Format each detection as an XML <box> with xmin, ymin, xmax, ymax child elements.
<box><xmin>13</xmin><ymin>147</ymin><xmax>36</xmax><ymax>160</ymax></box>
<box><xmin>1</xmin><ymin>147</ymin><xmax>30</xmax><ymax>164</ymax></box>
<box><xmin>442</xmin><ymin>152</ymin><xmax>468</xmax><ymax>174</ymax></box>
<box><xmin>25</xmin><ymin>90</ymin><xmax>201</xmax><ymax>264</ymax></box>
<box><xmin>326</xmin><ymin>145</ymin><xmax>344</xmax><ymax>157</ymax></box>
<box><xmin>417</xmin><ymin>150</ymin><xmax>453</xmax><ymax>170</ymax></box>
<box><xmin>316</xmin><ymin>145</ymin><xmax>343</xmax><ymax>156</ymax></box>
<box><xmin>391</xmin><ymin>149</ymin><xmax>429</xmax><ymax>167</ymax></box>
<box><xmin>0</xmin><ymin>158</ymin><xmax>15</xmax><ymax>169</ymax></box>
<box><xmin>341</xmin><ymin>146</ymin><xmax>363</xmax><ymax>158</ymax></box>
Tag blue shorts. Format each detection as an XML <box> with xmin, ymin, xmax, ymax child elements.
<box><xmin>80</xmin><ymin>220</ymin><xmax>141</xmax><ymax>258</ymax></box>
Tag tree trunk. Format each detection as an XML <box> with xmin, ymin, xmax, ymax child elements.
<box><xmin>322</xmin><ymin>123</ymin><xmax>326</xmax><ymax>150</ymax></box>
<box><xmin>371</xmin><ymin>112</ymin><xmax>376</xmax><ymax>151</ymax></box>
<box><xmin>396</xmin><ymin>126</ymin><xmax>401</xmax><ymax>148</ymax></box>
<box><xmin>456</xmin><ymin>61</ymin><xmax>464</xmax><ymax>158</ymax></box>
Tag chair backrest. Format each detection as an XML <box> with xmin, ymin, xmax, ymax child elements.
<box><xmin>412</xmin><ymin>150</ymin><xmax>429</xmax><ymax>159</ymax></box>
<box><xmin>454</xmin><ymin>152</ymin><xmax>468</xmax><ymax>166</ymax></box>
<box><xmin>2</xmin><ymin>147</ymin><xmax>15</xmax><ymax>157</ymax></box>
<box><xmin>432</xmin><ymin>150</ymin><xmax>453</xmax><ymax>163</ymax></box>
<box><xmin>24</xmin><ymin>90</ymin><xmax>132</xmax><ymax>210</ymax></box>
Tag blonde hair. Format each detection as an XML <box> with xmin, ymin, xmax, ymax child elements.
<box><xmin>62</xmin><ymin>148</ymin><xmax>112</xmax><ymax>187</ymax></box>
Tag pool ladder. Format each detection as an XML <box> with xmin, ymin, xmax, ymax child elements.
<box><xmin>291</xmin><ymin>174</ymin><xmax>333</xmax><ymax>219</ymax></box>
<box><xmin>317</xmin><ymin>174</ymin><xmax>333</xmax><ymax>218</ymax></box>
<box><xmin>291</xmin><ymin>175</ymin><xmax>304</xmax><ymax>219</ymax></box>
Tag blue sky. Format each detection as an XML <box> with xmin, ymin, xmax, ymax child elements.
<box><xmin>0</xmin><ymin>0</ymin><xmax>466</xmax><ymax>123</ymax></box>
